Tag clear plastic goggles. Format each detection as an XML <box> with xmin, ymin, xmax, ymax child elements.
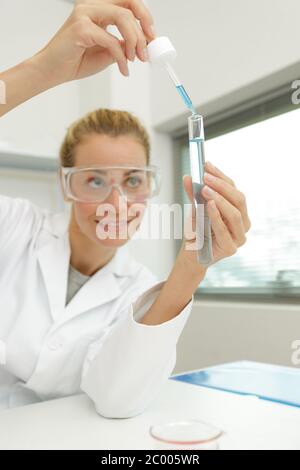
<box><xmin>61</xmin><ymin>165</ymin><xmax>161</xmax><ymax>203</ymax></box>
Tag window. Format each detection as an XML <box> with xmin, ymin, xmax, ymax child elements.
<box><xmin>174</xmin><ymin>84</ymin><xmax>300</xmax><ymax>302</ymax></box>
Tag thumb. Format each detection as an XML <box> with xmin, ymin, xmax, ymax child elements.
<box><xmin>183</xmin><ymin>174</ymin><xmax>194</xmax><ymax>203</ymax></box>
<box><xmin>182</xmin><ymin>175</ymin><xmax>197</xmax><ymax>241</ymax></box>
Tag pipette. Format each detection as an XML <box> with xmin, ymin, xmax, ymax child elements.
<box><xmin>147</xmin><ymin>37</ymin><xmax>197</xmax><ymax>115</ymax></box>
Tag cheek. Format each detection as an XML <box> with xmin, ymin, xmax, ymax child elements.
<box><xmin>128</xmin><ymin>202</ymin><xmax>147</xmax><ymax>222</ymax></box>
<box><xmin>74</xmin><ymin>203</ymin><xmax>96</xmax><ymax>224</ymax></box>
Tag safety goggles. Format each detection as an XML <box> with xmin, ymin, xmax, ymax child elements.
<box><xmin>60</xmin><ymin>165</ymin><xmax>161</xmax><ymax>203</ymax></box>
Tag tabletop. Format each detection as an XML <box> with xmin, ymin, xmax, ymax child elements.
<box><xmin>0</xmin><ymin>379</ymin><xmax>299</xmax><ymax>450</ymax></box>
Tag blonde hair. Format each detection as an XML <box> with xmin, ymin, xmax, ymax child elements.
<box><xmin>59</xmin><ymin>108</ymin><xmax>150</xmax><ymax>167</ymax></box>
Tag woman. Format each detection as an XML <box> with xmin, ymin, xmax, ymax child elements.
<box><xmin>0</xmin><ymin>0</ymin><xmax>251</xmax><ymax>417</ymax></box>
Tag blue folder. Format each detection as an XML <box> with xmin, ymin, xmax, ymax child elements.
<box><xmin>171</xmin><ymin>361</ymin><xmax>300</xmax><ymax>408</ymax></box>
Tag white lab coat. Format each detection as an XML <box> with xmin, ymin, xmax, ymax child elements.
<box><xmin>0</xmin><ymin>195</ymin><xmax>193</xmax><ymax>418</ymax></box>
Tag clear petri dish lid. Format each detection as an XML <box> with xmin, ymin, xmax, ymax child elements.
<box><xmin>149</xmin><ymin>419</ymin><xmax>224</xmax><ymax>446</ymax></box>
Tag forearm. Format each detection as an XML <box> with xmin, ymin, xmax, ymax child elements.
<box><xmin>139</xmin><ymin>248</ymin><xmax>207</xmax><ymax>326</ymax></box>
<box><xmin>0</xmin><ymin>54</ymin><xmax>57</xmax><ymax>118</ymax></box>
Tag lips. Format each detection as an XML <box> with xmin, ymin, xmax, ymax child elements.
<box><xmin>94</xmin><ymin>219</ymin><xmax>134</xmax><ymax>226</ymax></box>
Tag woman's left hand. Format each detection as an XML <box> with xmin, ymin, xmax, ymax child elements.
<box><xmin>180</xmin><ymin>161</ymin><xmax>251</xmax><ymax>273</ymax></box>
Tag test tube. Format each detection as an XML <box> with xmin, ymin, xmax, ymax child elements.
<box><xmin>188</xmin><ymin>114</ymin><xmax>213</xmax><ymax>265</ymax></box>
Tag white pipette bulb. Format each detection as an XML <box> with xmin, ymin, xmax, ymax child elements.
<box><xmin>147</xmin><ymin>36</ymin><xmax>182</xmax><ymax>86</ymax></box>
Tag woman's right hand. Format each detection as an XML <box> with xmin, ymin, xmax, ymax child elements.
<box><xmin>31</xmin><ymin>0</ymin><xmax>155</xmax><ymax>85</ymax></box>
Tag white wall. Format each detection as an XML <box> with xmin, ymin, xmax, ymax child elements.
<box><xmin>0</xmin><ymin>168</ymin><xmax>62</xmax><ymax>212</ymax></box>
<box><xmin>149</xmin><ymin>0</ymin><xmax>300</xmax><ymax>130</ymax></box>
<box><xmin>175</xmin><ymin>301</ymin><xmax>300</xmax><ymax>374</ymax></box>
<box><xmin>0</xmin><ymin>0</ymin><xmax>78</xmax><ymax>156</ymax></box>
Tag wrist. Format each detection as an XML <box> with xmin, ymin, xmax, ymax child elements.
<box><xmin>26</xmin><ymin>50</ymin><xmax>63</xmax><ymax>90</ymax></box>
<box><xmin>176</xmin><ymin>245</ymin><xmax>208</xmax><ymax>282</ymax></box>
<box><xmin>0</xmin><ymin>56</ymin><xmax>60</xmax><ymax>118</ymax></box>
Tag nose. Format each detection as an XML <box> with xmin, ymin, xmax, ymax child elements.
<box><xmin>105</xmin><ymin>184</ymin><xmax>127</xmax><ymax>214</ymax></box>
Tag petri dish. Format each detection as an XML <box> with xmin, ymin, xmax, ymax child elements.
<box><xmin>149</xmin><ymin>419</ymin><xmax>224</xmax><ymax>450</ymax></box>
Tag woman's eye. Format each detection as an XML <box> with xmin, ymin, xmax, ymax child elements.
<box><xmin>126</xmin><ymin>176</ymin><xmax>142</xmax><ymax>188</ymax></box>
<box><xmin>87</xmin><ymin>177</ymin><xmax>104</xmax><ymax>189</ymax></box>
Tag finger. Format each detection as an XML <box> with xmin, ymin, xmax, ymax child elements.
<box><xmin>202</xmin><ymin>186</ymin><xmax>247</xmax><ymax>246</ymax></box>
<box><xmin>183</xmin><ymin>175</ymin><xmax>196</xmax><ymax>240</ymax></box>
<box><xmin>113</xmin><ymin>7</ymin><xmax>149</xmax><ymax>61</ymax></box>
<box><xmin>113</xmin><ymin>8</ymin><xmax>139</xmax><ymax>61</ymax></box>
<box><xmin>117</xmin><ymin>15</ymin><xmax>139</xmax><ymax>62</ymax></box>
<box><xmin>183</xmin><ymin>174</ymin><xmax>193</xmax><ymax>203</ymax></box>
<box><xmin>204</xmin><ymin>161</ymin><xmax>236</xmax><ymax>187</ymax></box>
<box><xmin>207</xmin><ymin>200</ymin><xmax>238</xmax><ymax>256</ymax></box>
<box><xmin>87</xmin><ymin>20</ymin><xmax>129</xmax><ymax>75</ymax></box>
<box><xmin>111</xmin><ymin>0</ymin><xmax>155</xmax><ymax>42</ymax></box>
<box><xmin>203</xmin><ymin>172</ymin><xmax>251</xmax><ymax>232</ymax></box>
<box><xmin>132</xmin><ymin>21</ymin><xmax>148</xmax><ymax>61</ymax></box>
<box><xmin>77</xmin><ymin>4</ymin><xmax>136</xmax><ymax>60</ymax></box>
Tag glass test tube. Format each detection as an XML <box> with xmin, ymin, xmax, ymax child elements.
<box><xmin>188</xmin><ymin>114</ymin><xmax>213</xmax><ymax>265</ymax></box>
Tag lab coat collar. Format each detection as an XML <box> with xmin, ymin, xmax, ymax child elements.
<box><xmin>37</xmin><ymin>210</ymin><xmax>139</xmax><ymax>328</ymax></box>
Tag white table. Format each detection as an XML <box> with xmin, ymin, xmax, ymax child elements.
<box><xmin>0</xmin><ymin>379</ymin><xmax>299</xmax><ymax>450</ymax></box>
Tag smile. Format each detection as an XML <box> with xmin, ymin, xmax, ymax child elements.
<box><xmin>94</xmin><ymin>219</ymin><xmax>133</xmax><ymax>226</ymax></box>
